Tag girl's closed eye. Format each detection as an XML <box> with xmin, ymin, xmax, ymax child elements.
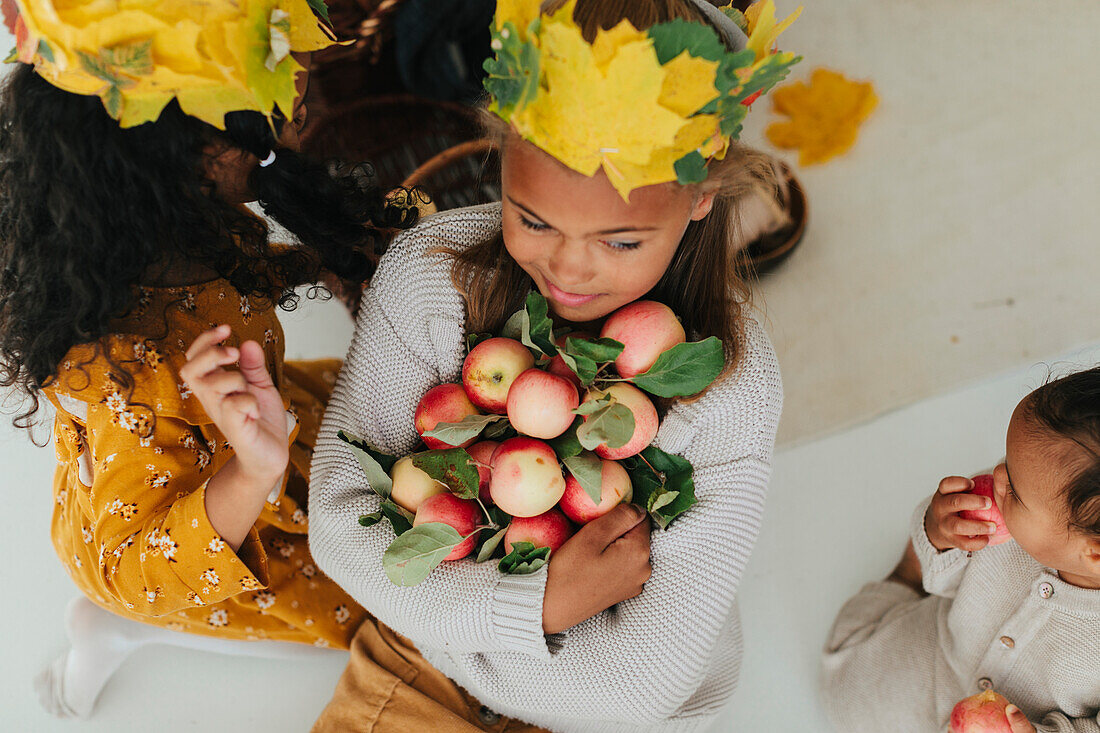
<box><xmin>519</xmin><ymin>214</ymin><xmax>551</xmax><ymax>233</ymax></box>
<box><xmin>600</xmin><ymin>239</ymin><xmax>641</xmax><ymax>251</ymax></box>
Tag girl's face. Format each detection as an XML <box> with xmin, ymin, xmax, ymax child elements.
<box><xmin>992</xmin><ymin>400</ymin><xmax>1100</xmax><ymax>589</ymax></box>
<box><xmin>500</xmin><ymin>135</ymin><xmax>714</xmax><ymax>327</ymax></box>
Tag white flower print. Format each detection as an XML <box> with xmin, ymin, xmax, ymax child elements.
<box><xmin>191</xmin><ymin>518</ymin><xmax>199</xmax><ymax>529</ymax></box>
<box><xmin>144</xmin><ymin>528</ymin><xmax>178</xmax><ymax>561</ymax></box>
<box><xmin>106</xmin><ymin>499</ymin><xmax>138</xmax><ymax>522</ymax></box>
<box><xmin>81</xmin><ymin>526</ymin><xmax>93</xmax><ymax>544</ymax></box>
<box><xmin>204</xmin><ymin>538</ymin><xmax>226</xmax><ymax>557</ymax></box>
<box><xmin>206</xmin><ymin>609</ymin><xmax>228</xmax><ymax>628</ymax></box>
<box><xmin>239</xmin><ymin>295</ymin><xmax>253</xmax><ymax>323</ymax></box>
<box><xmin>313</xmin><ymin>638</ymin><xmax>329</xmax><ymax>648</ymax></box>
<box><xmin>240</xmin><ymin>576</ymin><xmax>263</xmax><ymax>591</ymax></box>
<box><xmin>253</xmin><ymin>591</ymin><xmax>276</xmax><ymax>610</ymax></box>
<box><xmin>145</xmin><ymin>586</ymin><xmax>162</xmax><ymax>604</ymax></box>
<box><xmin>56</xmin><ymin>489</ymin><xmax>68</xmax><ymax>506</ymax></box>
<box><xmin>187</xmin><ymin>591</ymin><xmax>205</xmax><ymax>607</ymax></box>
<box><xmin>300</xmin><ymin>564</ymin><xmax>316</xmax><ymax>579</ymax></box>
<box><xmin>263</xmin><ymin>329</ymin><xmax>275</xmax><ymax>346</ymax></box>
<box><xmin>291</xmin><ymin>509</ymin><xmax>306</xmax><ymax>525</ymax></box>
<box><xmin>199</xmin><ymin>569</ymin><xmax>220</xmax><ymax>590</ymax></box>
<box><xmin>145</xmin><ymin>469</ymin><xmax>172</xmax><ymax>490</ymax></box>
<box><xmin>334</xmin><ymin>605</ymin><xmax>351</xmax><ymax>624</ymax></box>
<box><xmin>177</xmin><ymin>381</ymin><xmax>193</xmax><ymax>400</ymax></box>
<box><xmin>72</xmin><ymin>554</ymin><xmax>82</xmax><ymax>569</ymax></box>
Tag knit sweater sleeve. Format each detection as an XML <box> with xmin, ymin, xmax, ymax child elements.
<box><xmin>468</xmin><ymin>317</ymin><xmax>784</xmax><ymax>727</ymax></box>
<box><xmin>308</xmin><ymin>210</ymin><xmax>552</xmax><ymax>660</ymax></box>
<box><xmin>1036</xmin><ymin>711</ymin><xmax>1100</xmax><ymax>733</ymax></box>
<box><xmin>910</xmin><ymin>495</ymin><xmax>972</xmax><ymax>598</ymax></box>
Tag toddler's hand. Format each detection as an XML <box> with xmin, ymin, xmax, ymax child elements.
<box><xmin>1005</xmin><ymin>705</ymin><xmax>1037</xmax><ymax>733</ymax></box>
<box><xmin>181</xmin><ymin>325</ymin><xmax>289</xmax><ymax>490</ymax></box>
<box><xmin>542</xmin><ymin>503</ymin><xmax>652</xmax><ymax>634</ymax></box>
<box><xmin>924</xmin><ymin>476</ymin><xmax>997</xmax><ymax>552</ymax></box>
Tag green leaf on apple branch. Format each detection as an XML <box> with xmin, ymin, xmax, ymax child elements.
<box><xmin>620</xmin><ymin>455</ymin><xmax>663</xmax><ymax>511</ymax></box>
<box><xmin>559</xmin><ymin>349</ymin><xmax>598</xmax><ymax>385</ymax></box>
<box><xmin>423</xmin><ymin>414</ymin><xmax>507</xmax><ymax>447</ymax></box>
<box><xmin>382</xmin><ymin>523</ymin><xmax>464</xmax><ymax>586</ymax></box>
<box><xmin>629</xmin><ymin>337</ymin><xmax>725</xmax><ymax>398</ymax></box>
<box><xmin>465</xmin><ymin>332</ymin><xmax>493</xmax><ymax>352</ymax></box>
<box><xmin>522</xmin><ymin>291</ymin><xmax>558</xmax><ymax>357</ymax></box>
<box><xmin>501</xmin><ymin>308</ymin><xmax>526</xmax><ymax>341</ymax></box>
<box><xmin>338</xmin><ymin>430</ymin><xmax>396</xmax><ymax>498</ymax></box>
<box><xmin>411</xmin><ymin>448</ymin><xmax>481</xmax><ymax>500</ymax></box>
<box><xmin>358</xmin><ymin>510</ymin><xmax>384</xmax><ymax>527</ymax></box>
<box><xmin>572</xmin><ymin>394</ymin><xmax>612</xmax><ymax>416</ymax></box>
<box><xmin>498</xmin><ymin>541</ymin><xmax>551</xmax><ymax>575</ymax></box>
<box><xmin>549</xmin><ymin>417</ymin><xmax>585</xmax><ymax>459</ymax></box>
<box><xmin>564</xmin><ymin>336</ymin><xmax>625</xmax><ymax>364</ymax></box>
<box><xmin>380</xmin><ymin>500</ymin><xmax>415</xmax><ymax>536</ymax></box>
<box><xmin>648</xmin><ymin>487</ymin><xmax>680</xmax><ymax>514</ymax></box>
<box><xmin>481</xmin><ymin>417</ymin><xmax>516</xmax><ymax>442</ymax></box>
<box><xmin>576</xmin><ymin>402</ymin><xmax>635</xmax><ymax>451</ymax></box>
<box><xmin>475</xmin><ymin>526</ymin><xmax>509</xmax><ymax>563</ymax></box>
<box><xmin>488</xmin><ymin>505</ymin><xmax>513</xmax><ymax>528</ymax></box>
<box><xmin>640</xmin><ymin>446</ymin><xmax>697</xmax><ymax>528</ymax></box>
<box><xmin>563</xmin><ymin>451</ymin><xmax>604</xmax><ymax>504</ymax></box>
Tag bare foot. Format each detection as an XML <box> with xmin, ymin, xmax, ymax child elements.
<box><xmin>886</xmin><ymin>540</ymin><xmax>927</xmax><ymax>596</ymax></box>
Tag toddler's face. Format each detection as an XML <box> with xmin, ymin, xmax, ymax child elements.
<box><xmin>992</xmin><ymin>400</ymin><xmax>1100</xmax><ymax>589</ymax></box>
<box><xmin>500</xmin><ymin>135</ymin><xmax>714</xmax><ymax>327</ymax></box>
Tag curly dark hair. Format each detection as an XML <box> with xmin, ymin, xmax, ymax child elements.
<box><xmin>0</xmin><ymin>63</ymin><xmax>416</xmax><ymax>431</ymax></box>
<box><xmin>1025</xmin><ymin>365</ymin><xmax>1100</xmax><ymax>537</ymax></box>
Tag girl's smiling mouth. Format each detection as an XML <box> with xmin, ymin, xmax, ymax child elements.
<box><xmin>544</xmin><ymin>279</ymin><xmax>601</xmax><ymax>307</ymax></box>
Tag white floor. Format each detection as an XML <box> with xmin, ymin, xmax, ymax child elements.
<box><xmin>3</xmin><ymin>290</ymin><xmax>1097</xmax><ymax>731</ymax></box>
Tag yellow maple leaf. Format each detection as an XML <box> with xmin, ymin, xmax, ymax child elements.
<box><xmin>591</xmin><ymin>19</ymin><xmax>648</xmax><ymax>72</ymax></box>
<box><xmin>766</xmin><ymin>68</ymin><xmax>877</xmax><ymax>166</ymax></box>
<box><xmin>495</xmin><ymin>0</ymin><xmax>544</xmax><ymax>40</ymax></box>
<box><xmin>659</xmin><ymin>51</ymin><xmax>720</xmax><ymax>117</ymax></box>
<box><xmin>745</xmin><ymin>0</ymin><xmax>803</xmax><ymax>63</ymax></box>
<box><xmin>513</xmin><ymin>12</ymin><xmax>686</xmax><ymax>199</ymax></box>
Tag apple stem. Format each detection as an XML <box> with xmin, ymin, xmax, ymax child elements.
<box><xmin>473</xmin><ymin>497</ymin><xmax>497</xmax><ymax>528</ymax></box>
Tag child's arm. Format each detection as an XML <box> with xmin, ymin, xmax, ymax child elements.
<box><xmin>308</xmin><ymin>286</ymin><xmax>554</xmax><ymax>659</ymax></box>
<box><xmin>910</xmin><ymin>476</ymin><xmax>995</xmax><ymax>597</ymax></box>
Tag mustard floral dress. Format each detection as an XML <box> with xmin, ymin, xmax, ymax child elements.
<box><xmin>43</xmin><ymin>279</ymin><xmax>367</xmax><ymax>648</ymax></box>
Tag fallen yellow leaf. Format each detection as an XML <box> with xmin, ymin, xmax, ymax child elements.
<box><xmin>766</xmin><ymin>68</ymin><xmax>878</xmax><ymax>165</ymax></box>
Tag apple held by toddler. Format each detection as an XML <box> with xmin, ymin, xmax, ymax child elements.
<box><xmin>339</xmin><ymin>291</ymin><xmax>724</xmax><ymax>586</ymax></box>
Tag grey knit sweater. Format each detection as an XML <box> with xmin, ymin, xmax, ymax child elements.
<box><xmin>821</xmin><ymin>495</ymin><xmax>1100</xmax><ymax>733</ymax></box>
<box><xmin>309</xmin><ymin>204</ymin><xmax>783</xmax><ymax>733</ymax></box>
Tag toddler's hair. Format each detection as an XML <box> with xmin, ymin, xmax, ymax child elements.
<box><xmin>1025</xmin><ymin>366</ymin><xmax>1100</xmax><ymax>536</ymax></box>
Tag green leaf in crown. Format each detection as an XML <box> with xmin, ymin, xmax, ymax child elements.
<box><xmin>483</xmin><ymin>20</ymin><xmax>542</xmax><ymax>119</ymax></box>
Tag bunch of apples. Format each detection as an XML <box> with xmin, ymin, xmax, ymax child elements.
<box><xmin>343</xmin><ymin>293</ymin><xmax>725</xmax><ymax>586</ymax></box>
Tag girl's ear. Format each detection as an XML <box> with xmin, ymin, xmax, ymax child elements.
<box><xmin>689</xmin><ymin>188</ymin><xmax>717</xmax><ymax>221</ymax></box>
<box><xmin>1083</xmin><ymin>535</ymin><xmax>1100</xmax><ymax>570</ymax></box>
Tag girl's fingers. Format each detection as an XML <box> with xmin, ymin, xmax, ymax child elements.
<box><xmin>222</xmin><ymin>392</ymin><xmax>261</xmax><ymax>423</ymax></box>
<box><xmin>184</xmin><ymin>325</ymin><xmax>232</xmax><ymax>361</ymax></box>
<box><xmin>942</xmin><ymin>491</ymin><xmax>992</xmax><ymax>514</ymax></box>
<box><xmin>1004</xmin><ymin>705</ymin><xmax>1035</xmax><ymax>733</ymax></box>
<box><xmin>181</xmin><ymin>344</ymin><xmax>240</xmax><ymax>383</ymax></box>
<box><xmin>955</xmin><ymin>535</ymin><xmax>991</xmax><ymax>553</ymax></box>
<box><xmin>197</xmin><ymin>370</ymin><xmax>249</xmax><ymax>397</ymax></box>
<box><xmin>937</xmin><ymin>476</ymin><xmax>974</xmax><ymax>495</ymax></box>
<box><xmin>948</xmin><ymin>516</ymin><xmax>997</xmax><ymax>537</ymax></box>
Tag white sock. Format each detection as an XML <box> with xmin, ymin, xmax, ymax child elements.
<box><xmin>35</xmin><ymin>597</ymin><xmax>340</xmax><ymax>718</ymax></box>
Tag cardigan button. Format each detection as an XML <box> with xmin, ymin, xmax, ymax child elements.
<box><xmin>978</xmin><ymin>677</ymin><xmax>994</xmax><ymax>690</ymax></box>
<box><xmin>999</xmin><ymin>636</ymin><xmax>1015</xmax><ymax>649</ymax></box>
<box><xmin>1038</xmin><ymin>581</ymin><xmax>1054</xmax><ymax>599</ymax></box>
<box><xmin>478</xmin><ymin>705</ymin><xmax>501</xmax><ymax>725</ymax></box>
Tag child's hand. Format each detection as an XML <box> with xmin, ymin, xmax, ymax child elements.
<box><xmin>1005</xmin><ymin>705</ymin><xmax>1037</xmax><ymax>733</ymax></box>
<box><xmin>542</xmin><ymin>503</ymin><xmax>652</xmax><ymax>634</ymax></box>
<box><xmin>924</xmin><ymin>476</ymin><xmax>997</xmax><ymax>552</ymax></box>
<box><xmin>181</xmin><ymin>325</ymin><xmax>289</xmax><ymax>490</ymax></box>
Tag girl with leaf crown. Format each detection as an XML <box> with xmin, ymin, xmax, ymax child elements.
<box><xmin>309</xmin><ymin>0</ymin><xmax>800</xmax><ymax>730</ymax></box>
<box><xmin>0</xmin><ymin>0</ymin><xmax>419</xmax><ymax>720</ymax></box>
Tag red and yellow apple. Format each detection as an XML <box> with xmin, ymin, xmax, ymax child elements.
<box><xmin>414</xmin><ymin>383</ymin><xmax>482</xmax><ymax>449</ymax></box>
<box><xmin>560</xmin><ymin>457</ymin><xmax>633</xmax><ymax>524</ymax></box>
<box><xmin>959</xmin><ymin>474</ymin><xmax>1012</xmax><ymax>546</ymax></box>
<box><xmin>462</xmin><ymin>337</ymin><xmax>535</xmax><ymax>414</ymax></box>
<box><xmin>504</xmin><ymin>509</ymin><xmax>574</xmax><ymax>555</ymax></box>
<box><xmin>489</xmin><ymin>437</ymin><xmax>567</xmax><ymax>517</ymax></box>
<box><xmin>599</xmin><ymin>300</ymin><xmax>685</xmax><ymax>378</ymax></box>
<box><xmin>581</xmin><ymin>383</ymin><xmax>659</xmax><ymax>460</ymax></box>
<box><xmin>506</xmin><ymin>368</ymin><xmax>579</xmax><ymax>440</ymax></box>
<box><xmin>389</xmin><ymin>455</ymin><xmax>447</xmax><ymax>513</ymax></box>
<box><xmin>949</xmin><ymin>690</ymin><xmax>1012</xmax><ymax>733</ymax></box>
<box><xmin>413</xmin><ymin>492</ymin><xmax>483</xmax><ymax>561</ymax></box>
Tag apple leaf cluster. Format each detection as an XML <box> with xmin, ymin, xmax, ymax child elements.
<box><xmin>621</xmin><ymin>447</ymin><xmax>698</xmax><ymax>530</ymax></box>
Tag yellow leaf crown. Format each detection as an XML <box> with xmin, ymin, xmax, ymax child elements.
<box><xmin>2</xmin><ymin>0</ymin><xmax>340</xmax><ymax>129</ymax></box>
<box><xmin>484</xmin><ymin>0</ymin><xmax>802</xmax><ymax>200</ymax></box>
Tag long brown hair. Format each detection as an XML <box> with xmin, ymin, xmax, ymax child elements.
<box><xmin>451</xmin><ymin>0</ymin><xmax>776</xmax><ymax>382</ymax></box>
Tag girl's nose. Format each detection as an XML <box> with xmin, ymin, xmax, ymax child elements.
<box><xmin>546</xmin><ymin>238</ymin><xmax>594</xmax><ymax>289</ymax></box>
